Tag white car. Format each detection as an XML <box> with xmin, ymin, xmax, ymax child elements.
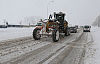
<box><xmin>83</xmin><ymin>25</ymin><xmax>91</xmax><ymax>32</ymax></box>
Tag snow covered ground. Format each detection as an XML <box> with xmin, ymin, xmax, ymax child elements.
<box><xmin>0</xmin><ymin>27</ymin><xmax>35</xmax><ymax>41</ymax></box>
<box><xmin>0</xmin><ymin>26</ymin><xmax>100</xmax><ymax>64</ymax></box>
<box><xmin>85</xmin><ymin>26</ymin><xmax>100</xmax><ymax>64</ymax></box>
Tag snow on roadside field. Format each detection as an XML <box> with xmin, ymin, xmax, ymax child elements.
<box><xmin>0</xmin><ymin>27</ymin><xmax>35</xmax><ymax>41</ymax></box>
<box><xmin>85</xmin><ymin>26</ymin><xmax>100</xmax><ymax>64</ymax></box>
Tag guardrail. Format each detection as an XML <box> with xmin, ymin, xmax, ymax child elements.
<box><xmin>0</xmin><ymin>25</ymin><xmax>7</xmax><ymax>28</ymax></box>
<box><xmin>0</xmin><ymin>25</ymin><xmax>36</xmax><ymax>28</ymax></box>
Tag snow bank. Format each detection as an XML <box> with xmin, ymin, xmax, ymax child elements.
<box><xmin>85</xmin><ymin>26</ymin><xmax>100</xmax><ymax>64</ymax></box>
<box><xmin>0</xmin><ymin>27</ymin><xmax>35</xmax><ymax>41</ymax></box>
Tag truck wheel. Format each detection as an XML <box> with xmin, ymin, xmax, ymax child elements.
<box><xmin>33</xmin><ymin>28</ymin><xmax>41</xmax><ymax>40</ymax></box>
<box><xmin>65</xmin><ymin>28</ymin><xmax>68</xmax><ymax>36</ymax></box>
<box><xmin>52</xmin><ymin>29</ymin><xmax>59</xmax><ymax>42</ymax></box>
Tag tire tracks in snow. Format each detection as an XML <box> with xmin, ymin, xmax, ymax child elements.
<box><xmin>0</xmin><ymin>29</ymin><xmax>83</xmax><ymax>64</ymax></box>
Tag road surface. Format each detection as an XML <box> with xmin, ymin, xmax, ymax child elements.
<box><xmin>0</xmin><ymin>28</ymin><xmax>93</xmax><ymax>64</ymax></box>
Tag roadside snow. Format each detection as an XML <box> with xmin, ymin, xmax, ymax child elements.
<box><xmin>0</xmin><ymin>27</ymin><xmax>35</xmax><ymax>41</ymax></box>
<box><xmin>85</xmin><ymin>26</ymin><xmax>100</xmax><ymax>64</ymax></box>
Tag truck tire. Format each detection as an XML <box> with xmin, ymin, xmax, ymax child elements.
<box><xmin>52</xmin><ymin>29</ymin><xmax>59</xmax><ymax>42</ymax></box>
<box><xmin>65</xmin><ymin>28</ymin><xmax>68</xmax><ymax>36</ymax></box>
<box><xmin>33</xmin><ymin>28</ymin><xmax>41</xmax><ymax>40</ymax></box>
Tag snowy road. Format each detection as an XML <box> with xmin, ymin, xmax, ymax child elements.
<box><xmin>0</xmin><ymin>28</ymin><xmax>93</xmax><ymax>64</ymax></box>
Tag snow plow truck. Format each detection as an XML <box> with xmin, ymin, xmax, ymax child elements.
<box><xmin>33</xmin><ymin>12</ymin><xmax>70</xmax><ymax>42</ymax></box>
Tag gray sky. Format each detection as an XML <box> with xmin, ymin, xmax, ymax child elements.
<box><xmin>0</xmin><ymin>0</ymin><xmax>100</xmax><ymax>25</ymax></box>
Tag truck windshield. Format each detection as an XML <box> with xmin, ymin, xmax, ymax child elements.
<box><xmin>70</xmin><ymin>27</ymin><xmax>75</xmax><ymax>28</ymax></box>
<box><xmin>84</xmin><ymin>26</ymin><xmax>89</xmax><ymax>28</ymax></box>
<box><xmin>56</xmin><ymin>15</ymin><xmax>63</xmax><ymax>20</ymax></box>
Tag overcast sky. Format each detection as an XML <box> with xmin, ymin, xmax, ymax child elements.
<box><xmin>0</xmin><ymin>0</ymin><xmax>100</xmax><ymax>25</ymax></box>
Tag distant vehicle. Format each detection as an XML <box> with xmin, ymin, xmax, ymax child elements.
<box><xmin>70</xmin><ymin>26</ymin><xmax>77</xmax><ymax>33</ymax></box>
<box><xmin>75</xmin><ymin>25</ymin><xmax>78</xmax><ymax>29</ymax></box>
<box><xmin>83</xmin><ymin>25</ymin><xmax>91</xmax><ymax>32</ymax></box>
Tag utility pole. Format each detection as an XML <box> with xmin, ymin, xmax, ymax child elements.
<box><xmin>47</xmin><ymin>1</ymin><xmax>54</xmax><ymax>18</ymax></box>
